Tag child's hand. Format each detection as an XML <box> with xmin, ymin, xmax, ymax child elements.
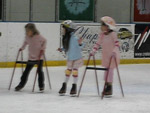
<box><xmin>112</xmin><ymin>52</ymin><xmax>116</xmax><ymax>56</ymax></box>
<box><xmin>19</xmin><ymin>48</ymin><xmax>23</xmax><ymax>51</ymax></box>
<box><xmin>57</xmin><ymin>48</ymin><xmax>62</xmax><ymax>52</ymax></box>
<box><xmin>40</xmin><ymin>50</ymin><xmax>44</xmax><ymax>55</ymax></box>
<box><xmin>78</xmin><ymin>38</ymin><xmax>83</xmax><ymax>45</ymax></box>
<box><xmin>39</xmin><ymin>50</ymin><xmax>44</xmax><ymax>58</ymax></box>
<box><xmin>90</xmin><ymin>51</ymin><xmax>95</xmax><ymax>56</ymax></box>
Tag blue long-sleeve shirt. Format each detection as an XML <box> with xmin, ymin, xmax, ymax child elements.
<box><xmin>65</xmin><ymin>33</ymin><xmax>83</xmax><ymax>61</ymax></box>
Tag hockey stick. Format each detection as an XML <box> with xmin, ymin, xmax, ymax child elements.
<box><xmin>8</xmin><ymin>50</ymin><xmax>21</xmax><ymax>90</ymax></box>
<box><xmin>44</xmin><ymin>54</ymin><xmax>52</xmax><ymax>89</ymax></box>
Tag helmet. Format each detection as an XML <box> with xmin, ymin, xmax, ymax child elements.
<box><xmin>61</xmin><ymin>20</ymin><xmax>75</xmax><ymax>29</ymax></box>
<box><xmin>101</xmin><ymin>16</ymin><xmax>116</xmax><ymax>30</ymax></box>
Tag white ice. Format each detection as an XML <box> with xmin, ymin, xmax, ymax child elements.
<box><xmin>0</xmin><ymin>64</ymin><xmax>150</xmax><ymax>113</ymax></box>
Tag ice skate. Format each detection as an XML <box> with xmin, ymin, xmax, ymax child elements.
<box><xmin>39</xmin><ymin>84</ymin><xmax>45</xmax><ymax>92</ymax></box>
<box><xmin>103</xmin><ymin>83</ymin><xmax>113</xmax><ymax>98</ymax></box>
<box><xmin>70</xmin><ymin>84</ymin><xmax>77</xmax><ymax>97</ymax></box>
<box><xmin>15</xmin><ymin>84</ymin><xmax>23</xmax><ymax>91</ymax></box>
<box><xmin>59</xmin><ymin>82</ymin><xmax>67</xmax><ymax>96</ymax></box>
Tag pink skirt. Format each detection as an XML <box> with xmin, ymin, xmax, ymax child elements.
<box><xmin>67</xmin><ymin>58</ymin><xmax>83</xmax><ymax>69</ymax></box>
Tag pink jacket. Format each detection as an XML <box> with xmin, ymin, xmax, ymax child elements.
<box><xmin>21</xmin><ymin>35</ymin><xmax>47</xmax><ymax>61</ymax></box>
<box><xmin>92</xmin><ymin>32</ymin><xmax>120</xmax><ymax>68</ymax></box>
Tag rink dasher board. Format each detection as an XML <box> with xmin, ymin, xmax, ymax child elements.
<box><xmin>1</xmin><ymin>58</ymin><xmax>150</xmax><ymax>68</ymax></box>
<box><xmin>1</xmin><ymin>22</ymin><xmax>150</xmax><ymax>68</ymax></box>
<box><xmin>60</xmin><ymin>23</ymin><xmax>135</xmax><ymax>59</ymax></box>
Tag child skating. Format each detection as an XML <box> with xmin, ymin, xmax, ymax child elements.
<box><xmin>15</xmin><ymin>23</ymin><xmax>47</xmax><ymax>92</ymax></box>
<box><xmin>91</xmin><ymin>16</ymin><xmax>120</xmax><ymax>96</ymax></box>
<box><xmin>58</xmin><ymin>20</ymin><xmax>84</xmax><ymax>96</ymax></box>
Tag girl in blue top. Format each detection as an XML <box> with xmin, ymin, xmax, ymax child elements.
<box><xmin>58</xmin><ymin>20</ymin><xmax>83</xmax><ymax>96</ymax></box>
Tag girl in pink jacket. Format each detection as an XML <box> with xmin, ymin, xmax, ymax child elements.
<box><xmin>15</xmin><ymin>23</ymin><xmax>46</xmax><ymax>92</ymax></box>
<box><xmin>91</xmin><ymin>16</ymin><xmax>120</xmax><ymax>96</ymax></box>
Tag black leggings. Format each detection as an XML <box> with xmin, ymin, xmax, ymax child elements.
<box><xmin>19</xmin><ymin>60</ymin><xmax>44</xmax><ymax>88</ymax></box>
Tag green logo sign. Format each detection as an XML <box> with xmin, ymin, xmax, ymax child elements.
<box><xmin>59</xmin><ymin>0</ymin><xmax>94</xmax><ymax>21</ymax></box>
<box><xmin>64</xmin><ymin>0</ymin><xmax>90</xmax><ymax>15</ymax></box>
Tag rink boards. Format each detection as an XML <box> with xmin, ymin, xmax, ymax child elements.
<box><xmin>0</xmin><ymin>22</ymin><xmax>149</xmax><ymax>67</ymax></box>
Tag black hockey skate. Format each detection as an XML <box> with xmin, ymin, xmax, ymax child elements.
<box><xmin>103</xmin><ymin>83</ymin><xmax>113</xmax><ymax>98</ymax></box>
<box><xmin>39</xmin><ymin>84</ymin><xmax>45</xmax><ymax>92</ymax></box>
<box><xmin>15</xmin><ymin>84</ymin><xmax>23</xmax><ymax>91</ymax></box>
<box><xmin>70</xmin><ymin>84</ymin><xmax>77</xmax><ymax>97</ymax></box>
<box><xmin>59</xmin><ymin>82</ymin><xmax>67</xmax><ymax>96</ymax></box>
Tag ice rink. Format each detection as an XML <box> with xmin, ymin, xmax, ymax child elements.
<box><xmin>0</xmin><ymin>64</ymin><xmax>150</xmax><ymax>113</ymax></box>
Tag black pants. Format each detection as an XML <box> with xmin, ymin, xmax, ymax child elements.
<box><xmin>19</xmin><ymin>60</ymin><xmax>44</xmax><ymax>88</ymax></box>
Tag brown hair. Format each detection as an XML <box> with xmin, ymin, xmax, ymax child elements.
<box><xmin>25</xmin><ymin>23</ymin><xmax>39</xmax><ymax>35</ymax></box>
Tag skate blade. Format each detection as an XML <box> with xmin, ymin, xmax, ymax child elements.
<box><xmin>70</xmin><ymin>94</ymin><xmax>77</xmax><ymax>97</ymax></box>
<box><xmin>104</xmin><ymin>95</ymin><xmax>112</xmax><ymax>98</ymax></box>
<box><xmin>59</xmin><ymin>93</ymin><xmax>66</xmax><ymax>96</ymax></box>
<box><xmin>14</xmin><ymin>90</ymin><xmax>22</xmax><ymax>92</ymax></box>
<box><xmin>32</xmin><ymin>90</ymin><xmax>44</xmax><ymax>93</ymax></box>
<box><xmin>39</xmin><ymin>90</ymin><xmax>44</xmax><ymax>93</ymax></box>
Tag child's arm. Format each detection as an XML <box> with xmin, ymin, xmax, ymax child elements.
<box><xmin>41</xmin><ymin>39</ymin><xmax>47</xmax><ymax>51</ymax></box>
<box><xmin>20</xmin><ymin>38</ymin><xmax>28</xmax><ymax>51</ymax></box>
<box><xmin>112</xmin><ymin>32</ymin><xmax>120</xmax><ymax>54</ymax></box>
<box><xmin>40</xmin><ymin>38</ymin><xmax>47</xmax><ymax>55</ymax></box>
<box><xmin>78</xmin><ymin>38</ymin><xmax>85</xmax><ymax>48</ymax></box>
<box><xmin>90</xmin><ymin>33</ymin><xmax>104</xmax><ymax>55</ymax></box>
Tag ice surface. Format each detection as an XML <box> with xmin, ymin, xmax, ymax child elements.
<box><xmin>0</xmin><ymin>64</ymin><xmax>150</xmax><ymax>113</ymax></box>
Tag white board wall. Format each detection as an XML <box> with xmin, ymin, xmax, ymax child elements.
<box><xmin>0</xmin><ymin>23</ymin><xmax>62</xmax><ymax>62</ymax></box>
<box><xmin>0</xmin><ymin>22</ymin><xmax>135</xmax><ymax>63</ymax></box>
